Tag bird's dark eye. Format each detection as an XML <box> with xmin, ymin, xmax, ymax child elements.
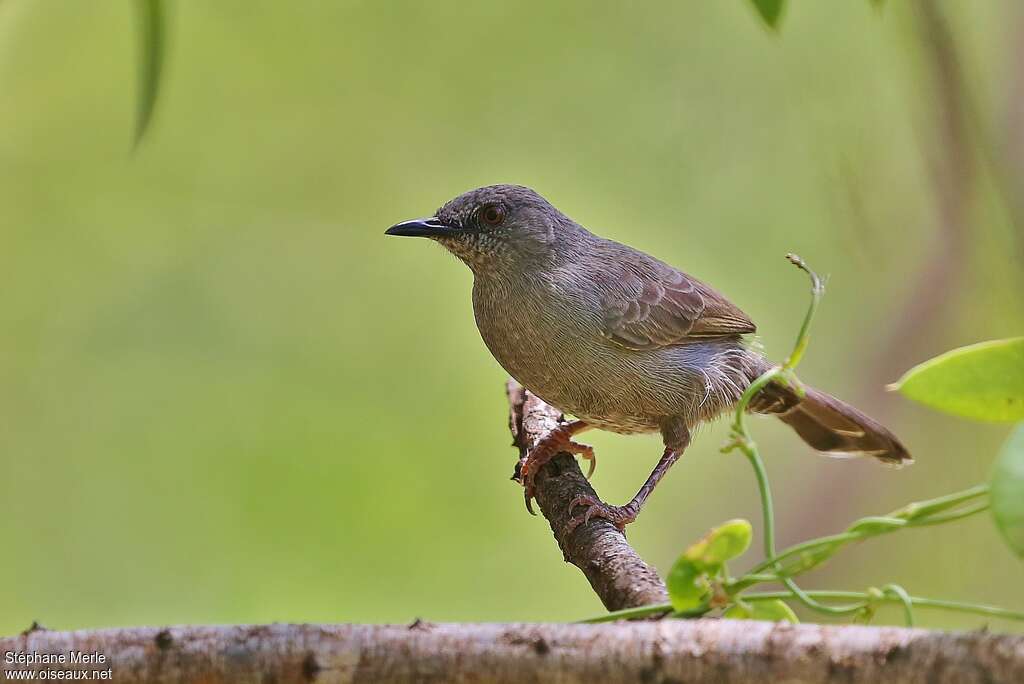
<box><xmin>480</xmin><ymin>204</ymin><xmax>506</xmax><ymax>227</ymax></box>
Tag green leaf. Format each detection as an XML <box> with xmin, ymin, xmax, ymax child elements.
<box><xmin>748</xmin><ymin>0</ymin><xmax>785</xmax><ymax>29</ymax></box>
<box><xmin>724</xmin><ymin>599</ymin><xmax>799</xmax><ymax>623</ymax></box>
<box><xmin>134</xmin><ymin>0</ymin><xmax>166</xmax><ymax>147</ymax></box>
<box><xmin>891</xmin><ymin>338</ymin><xmax>1024</xmax><ymax>422</ymax></box>
<box><xmin>666</xmin><ymin>561</ymin><xmax>708</xmax><ymax>612</ymax></box>
<box><xmin>991</xmin><ymin>424</ymin><xmax>1024</xmax><ymax>558</ymax></box>
<box><xmin>846</xmin><ymin>516</ymin><xmax>907</xmax><ymax>535</ymax></box>
<box><xmin>723</xmin><ymin>603</ymin><xmax>751</xmax><ymax>619</ymax></box>
<box><xmin>689</xmin><ymin>519</ymin><xmax>753</xmax><ymax>570</ymax></box>
<box><xmin>666</xmin><ymin>520</ymin><xmax>752</xmax><ymax>612</ymax></box>
<box><xmin>757</xmin><ymin>600</ymin><xmax>799</xmax><ymax>623</ymax></box>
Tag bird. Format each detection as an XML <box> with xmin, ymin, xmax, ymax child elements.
<box><xmin>386</xmin><ymin>184</ymin><xmax>910</xmax><ymax>532</ymax></box>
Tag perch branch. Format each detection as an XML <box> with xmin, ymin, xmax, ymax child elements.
<box><xmin>506</xmin><ymin>379</ymin><xmax>668</xmax><ymax>611</ymax></box>
<box><xmin>3</xmin><ymin>621</ymin><xmax>1023</xmax><ymax>683</ymax></box>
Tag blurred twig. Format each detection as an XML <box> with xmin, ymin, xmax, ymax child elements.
<box><xmin>1001</xmin><ymin>4</ymin><xmax>1024</xmax><ymax>268</ymax></box>
<box><xmin>133</xmin><ymin>0</ymin><xmax>165</xmax><ymax>148</ymax></box>
<box><xmin>506</xmin><ymin>380</ymin><xmax>668</xmax><ymax>611</ymax></box>
<box><xmin>748</xmin><ymin>0</ymin><xmax>785</xmax><ymax>30</ymax></box>
<box><xmin>873</xmin><ymin>0</ymin><xmax>975</xmax><ymax>389</ymax></box>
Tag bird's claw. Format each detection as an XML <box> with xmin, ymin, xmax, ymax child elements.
<box><xmin>515</xmin><ymin>426</ymin><xmax>595</xmax><ymax>515</ymax></box>
<box><xmin>519</xmin><ymin>458</ymin><xmax>539</xmax><ymax>515</ymax></box>
<box><xmin>524</xmin><ymin>491</ymin><xmax>536</xmax><ymax>515</ymax></box>
<box><xmin>523</xmin><ymin>480</ymin><xmax>537</xmax><ymax>515</ymax></box>
<box><xmin>571</xmin><ymin>441</ymin><xmax>597</xmax><ymax>479</ymax></box>
<box><xmin>565</xmin><ymin>494</ymin><xmax>637</xmax><ymax>535</ymax></box>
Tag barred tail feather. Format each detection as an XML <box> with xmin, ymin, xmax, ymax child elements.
<box><xmin>755</xmin><ymin>384</ymin><xmax>912</xmax><ymax>466</ymax></box>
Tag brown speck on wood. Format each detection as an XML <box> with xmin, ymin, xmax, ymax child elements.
<box><xmin>502</xmin><ymin>630</ymin><xmax>551</xmax><ymax>657</ymax></box>
<box><xmin>301</xmin><ymin>652</ymin><xmax>320</xmax><ymax>681</ymax></box>
<box><xmin>408</xmin><ymin>618</ymin><xmax>431</xmax><ymax>631</ymax></box>
<box><xmin>154</xmin><ymin>629</ymin><xmax>173</xmax><ymax>650</ymax></box>
<box><xmin>21</xmin><ymin>621</ymin><xmax>47</xmax><ymax>636</ymax></box>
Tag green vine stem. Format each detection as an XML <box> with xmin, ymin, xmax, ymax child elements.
<box><xmin>581</xmin><ymin>254</ymin><xmax>1023</xmax><ymax>628</ymax></box>
<box><xmin>742</xmin><ymin>591</ymin><xmax>1024</xmax><ymax>622</ymax></box>
<box><xmin>739</xmin><ymin>484</ymin><xmax>990</xmax><ymax>582</ymax></box>
<box><xmin>581</xmin><ymin>590</ymin><xmax>1024</xmax><ymax>624</ymax></box>
<box><xmin>781</xmin><ymin>253</ymin><xmax>824</xmax><ymax>371</ymax></box>
<box><xmin>723</xmin><ymin>254</ymin><xmax>868</xmax><ymax>616</ymax></box>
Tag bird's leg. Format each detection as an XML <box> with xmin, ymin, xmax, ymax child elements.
<box><xmin>516</xmin><ymin>420</ymin><xmax>593</xmax><ymax>515</ymax></box>
<box><xmin>566</xmin><ymin>446</ymin><xmax>681</xmax><ymax>533</ymax></box>
<box><xmin>566</xmin><ymin>422</ymin><xmax>690</xmax><ymax>534</ymax></box>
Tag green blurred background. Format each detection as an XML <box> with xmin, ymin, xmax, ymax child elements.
<box><xmin>1</xmin><ymin>1</ymin><xmax>1022</xmax><ymax>634</ymax></box>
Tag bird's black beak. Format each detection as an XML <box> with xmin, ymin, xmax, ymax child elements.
<box><xmin>385</xmin><ymin>217</ymin><xmax>456</xmax><ymax>238</ymax></box>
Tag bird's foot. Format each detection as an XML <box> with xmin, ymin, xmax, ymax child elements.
<box><xmin>569</xmin><ymin>442</ymin><xmax>597</xmax><ymax>479</ymax></box>
<box><xmin>565</xmin><ymin>494</ymin><xmax>638</xmax><ymax>534</ymax></box>
<box><xmin>516</xmin><ymin>422</ymin><xmax>594</xmax><ymax>515</ymax></box>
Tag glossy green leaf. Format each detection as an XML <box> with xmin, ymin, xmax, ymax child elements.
<box><xmin>666</xmin><ymin>561</ymin><xmax>708</xmax><ymax>612</ymax></box>
<box><xmin>991</xmin><ymin>424</ymin><xmax>1024</xmax><ymax>558</ymax></box>
<box><xmin>891</xmin><ymin>338</ymin><xmax>1024</xmax><ymax>422</ymax></box>
<box><xmin>853</xmin><ymin>604</ymin><xmax>877</xmax><ymax>625</ymax></box>
<box><xmin>134</xmin><ymin>0</ymin><xmax>166</xmax><ymax>147</ymax></box>
<box><xmin>723</xmin><ymin>603</ymin><xmax>751</xmax><ymax>619</ymax></box>
<box><xmin>748</xmin><ymin>0</ymin><xmax>785</xmax><ymax>29</ymax></box>
<box><xmin>688</xmin><ymin>519</ymin><xmax>753</xmax><ymax>570</ymax></box>
<box><xmin>724</xmin><ymin>599</ymin><xmax>798</xmax><ymax>623</ymax></box>
<box><xmin>667</xmin><ymin>520</ymin><xmax>752</xmax><ymax>612</ymax></box>
<box><xmin>846</xmin><ymin>516</ymin><xmax>907</xmax><ymax>535</ymax></box>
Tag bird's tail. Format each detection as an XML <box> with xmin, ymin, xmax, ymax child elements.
<box><xmin>752</xmin><ymin>383</ymin><xmax>912</xmax><ymax>466</ymax></box>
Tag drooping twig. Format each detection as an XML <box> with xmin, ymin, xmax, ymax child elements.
<box><xmin>506</xmin><ymin>380</ymin><xmax>669</xmax><ymax>611</ymax></box>
<box><xmin>873</xmin><ymin>0</ymin><xmax>975</xmax><ymax>389</ymax></box>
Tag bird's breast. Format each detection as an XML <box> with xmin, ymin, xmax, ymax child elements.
<box><xmin>471</xmin><ymin>276</ymin><xmax>658</xmax><ymax>431</ymax></box>
<box><xmin>471</xmin><ymin>277</ymin><xmax>583</xmax><ymax>384</ymax></box>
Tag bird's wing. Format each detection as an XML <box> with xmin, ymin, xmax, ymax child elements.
<box><xmin>597</xmin><ymin>248</ymin><xmax>756</xmax><ymax>351</ymax></box>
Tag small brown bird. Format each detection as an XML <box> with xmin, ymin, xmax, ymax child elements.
<box><xmin>387</xmin><ymin>185</ymin><xmax>910</xmax><ymax>532</ymax></box>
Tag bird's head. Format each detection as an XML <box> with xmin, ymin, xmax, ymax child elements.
<box><xmin>386</xmin><ymin>185</ymin><xmax>578</xmax><ymax>272</ymax></box>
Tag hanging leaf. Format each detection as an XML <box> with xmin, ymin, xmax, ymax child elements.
<box><xmin>890</xmin><ymin>338</ymin><xmax>1024</xmax><ymax>422</ymax></box>
<box><xmin>748</xmin><ymin>0</ymin><xmax>785</xmax><ymax>29</ymax></box>
<box><xmin>134</xmin><ymin>0</ymin><xmax>166</xmax><ymax>147</ymax></box>
<box><xmin>991</xmin><ymin>424</ymin><xmax>1024</xmax><ymax>558</ymax></box>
